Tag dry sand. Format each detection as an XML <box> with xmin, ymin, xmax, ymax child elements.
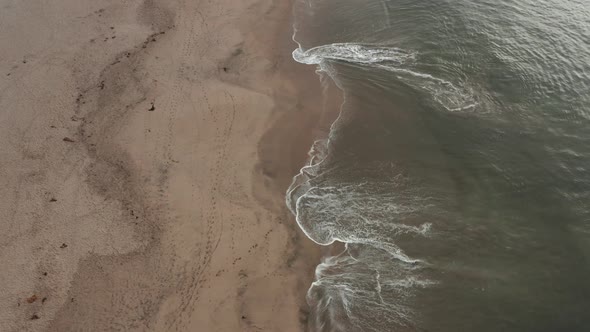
<box><xmin>0</xmin><ymin>0</ymin><xmax>324</xmax><ymax>330</ymax></box>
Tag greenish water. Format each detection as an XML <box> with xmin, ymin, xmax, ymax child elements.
<box><xmin>287</xmin><ymin>0</ymin><xmax>590</xmax><ymax>331</ymax></box>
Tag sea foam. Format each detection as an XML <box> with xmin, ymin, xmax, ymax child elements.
<box><xmin>293</xmin><ymin>43</ymin><xmax>478</xmax><ymax>112</ymax></box>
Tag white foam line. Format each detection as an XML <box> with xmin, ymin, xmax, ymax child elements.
<box><xmin>291</xmin><ymin>41</ymin><xmax>478</xmax><ymax>112</ymax></box>
<box><xmin>293</xmin><ymin>43</ymin><xmax>414</xmax><ymax>66</ymax></box>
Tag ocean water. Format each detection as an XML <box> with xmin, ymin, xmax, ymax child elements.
<box><xmin>286</xmin><ymin>0</ymin><xmax>590</xmax><ymax>331</ymax></box>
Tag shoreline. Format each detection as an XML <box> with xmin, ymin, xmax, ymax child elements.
<box><xmin>0</xmin><ymin>0</ymin><xmax>323</xmax><ymax>330</ymax></box>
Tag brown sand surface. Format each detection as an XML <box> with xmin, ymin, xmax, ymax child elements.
<box><xmin>0</xmin><ymin>0</ymin><xmax>324</xmax><ymax>330</ymax></box>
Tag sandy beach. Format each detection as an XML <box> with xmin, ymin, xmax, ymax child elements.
<box><xmin>0</xmin><ymin>0</ymin><xmax>323</xmax><ymax>330</ymax></box>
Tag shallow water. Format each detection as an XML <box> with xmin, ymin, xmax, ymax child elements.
<box><xmin>287</xmin><ymin>0</ymin><xmax>590</xmax><ymax>331</ymax></box>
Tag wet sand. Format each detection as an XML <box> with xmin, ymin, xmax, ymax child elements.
<box><xmin>0</xmin><ymin>0</ymin><xmax>323</xmax><ymax>330</ymax></box>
